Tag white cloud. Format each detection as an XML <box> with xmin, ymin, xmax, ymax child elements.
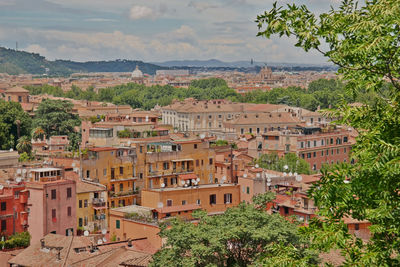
<box><xmin>25</xmin><ymin>44</ymin><xmax>50</xmax><ymax>57</ymax></box>
<box><xmin>129</xmin><ymin>5</ymin><xmax>153</xmax><ymax>20</ymax></box>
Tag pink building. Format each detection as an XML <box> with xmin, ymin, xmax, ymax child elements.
<box><xmin>26</xmin><ymin>167</ymin><xmax>76</xmax><ymax>244</ymax></box>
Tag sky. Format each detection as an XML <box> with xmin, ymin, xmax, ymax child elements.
<box><xmin>0</xmin><ymin>0</ymin><xmax>341</xmax><ymax>63</ymax></box>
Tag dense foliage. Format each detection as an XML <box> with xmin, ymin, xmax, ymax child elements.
<box><xmin>0</xmin><ymin>100</ymin><xmax>32</xmax><ymax>149</ymax></box>
<box><xmin>257</xmin><ymin>0</ymin><xmax>400</xmax><ymax>265</ymax></box>
<box><xmin>0</xmin><ymin>232</ymin><xmax>30</xmax><ymax>249</ymax></box>
<box><xmin>32</xmin><ymin>99</ymin><xmax>81</xmax><ymax>143</ymax></box>
<box><xmin>257</xmin><ymin>152</ymin><xmax>312</xmax><ymax>175</ymax></box>
<box><xmin>151</xmin><ymin>193</ymin><xmax>318</xmax><ymax>267</ymax></box>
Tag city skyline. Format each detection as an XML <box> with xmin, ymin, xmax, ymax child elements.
<box><xmin>0</xmin><ymin>0</ymin><xmax>340</xmax><ymax>63</ymax></box>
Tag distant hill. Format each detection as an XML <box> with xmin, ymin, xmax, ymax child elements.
<box><xmin>152</xmin><ymin>59</ymin><xmax>335</xmax><ymax>69</ymax></box>
<box><xmin>0</xmin><ymin>47</ymin><xmax>164</xmax><ymax>76</ymax></box>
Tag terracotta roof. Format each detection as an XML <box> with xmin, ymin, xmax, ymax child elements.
<box><xmin>76</xmin><ymin>180</ymin><xmax>106</xmax><ymax>193</ymax></box>
<box><xmin>156</xmin><ymin>204</ymin><xmax>201</xmax><ymax>214</ymax></box>
<box><xmin>5</xmin><ymin>86</ymin><xmax>29</xmax><ymax>93</ymax></box>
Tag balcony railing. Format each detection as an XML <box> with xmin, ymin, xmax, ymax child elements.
<box><xmin>92</xmin><ymin>198</ymin><xmax>106</xmax><ymax>207</ymax></box>
<box><xmin>172</xmin><ymin>168</ymin><xmax>194</xmax><ymax>174</ymax></box>
<box><xmin>109</xmin><ymin>190</ymin><xmax>139</xmax><ymax>198</ymax></box>
<box><xmin>93</xmin><ymin>214</ymin><xmax>106</xmax><ymax>220</ymax></box>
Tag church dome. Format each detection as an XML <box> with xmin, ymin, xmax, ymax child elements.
<box><xmin>131</xmin><ymin>65</ymin><xmax>143</xmax><ymax>79</ymax></box>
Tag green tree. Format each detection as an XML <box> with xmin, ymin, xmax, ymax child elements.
<box><xmin>32</xmin><ymin>99</ymin><xmax>80</xmax><ymax>138</ymax></box>
<box><xmin>258</xmin><ymin>152</ymin><xmax>312</xmax><ymax>174</ymax></box>
<box><xmin>257</xmin><ymin>0</ymin><xmax>400</xmax><ymax>265</ymax></box>
<box><xmin>16</xmin><ymin>136</ymin><xmax>32</xmax><ymax>154</ymax></box>
<box><xmin>0</xmin><ymin>100</ymin><xmax>32</xmax><ymax>150</ymax></box>
<box><xmin>151</xmin><ymin>193</ymin><xmax>317</xmax><ymax>267</ymax></box>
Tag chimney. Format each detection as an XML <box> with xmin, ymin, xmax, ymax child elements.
<box><xmin>127</xmin><ymin>238</ymin><xmax>132</xmax><ymax>247</ymax></box>
<box><xmin>56</xmin><ymin>250</ymin><xmax>61</xmax><ymax>261</ymax></box>
<box><xmin>40</xmin><ymin>238</ymin><xmax>45</xmax><ymax>249</ymax></box>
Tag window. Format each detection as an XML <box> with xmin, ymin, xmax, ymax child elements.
<box><xmin>321</xmin><ymin>139</ymin><xmax>324</xmax><ymax>146</ymax></box>
<box><xmin>197</xmin><ymin>115</ymin><xmax>200</xmax><ymax>119</ymax></box>
<box><xmin>84</xmin><ymin>199</ymin><xmax>88</xmax><ymax>208</ymax></box>
<box><xmin>354</xmin><ymin>223</ymin><xmax>359</xmax><ymax>231</ymax></box>
<box><xmin>86</xmin><ymin>170</ymin><xmax>90</xmax><ymax>178</ymax></box>
<box><xmin>67</xmin><ymin>187</ymin><xmax>72</xmax><ymax>198</ymax></box>
<box><xmin>139</xmin><ymin>146</ymin><xmax>143</xmax><ymax>153</ymax></box>
<box><xmin>163</xmin><ymin>162</ymin><xmax>169</xmax><ymax>170</ymax></box>
<box><xmin>307</xmin><ymin>141</ymin><xmax>311</xmax><ymax>148</ymax></box>
<box><xmin>284</xmin><ymin>207</ymin><xmax>289</xmax><ymax>215</ymax></box>
<box><xmin>343</xmin><ymin>136</ymin><xmax>348</xmax><ymax>143</ymax></box>
<box><xmin>119</xmin><ymin>183</ymin><xmax>123</xmax><ymax>192</ymax></box>
<box><xmin>79</xmin><ymin>218</ymin><xmax>83</xmax><ymax>227</ymax></box>
<box><xmin>330</xmin><ymin>138</ymin><xmax>334</xmax><ymax>144</ymax></box>
<box><xmin>224</xmin><ymin>193</ymin><xmax>232</xmax><ymax>204</ymax></box>
<box><xmin>67</xmin><ymin>206</ymin><xmax>71</xmax><ymax>216</ymax></box>
<box><xmin>194</xmin><ymin>144</ymin><xmax>197</xmax><ymax>149</ymax></box>
<box><xmin>331</xmin><ymin>149</ymin><xmax>334</xmax><ymax>155</ymax></box>
<box><xmin>182</xmin><ymin>200</ymin><xmax>187</xmax><ymax>205</ymax></box>
<box><xmin>1</xmin><ymin>220</ymin><xmax>6</xmax><ymax>231</ymax></box>
<box><xmin>313</xmin><ymin>164</ymin><xmax>316</xmax><ymax>170</ymax></box>
<box><xmin>51</xmin><ymin>189</ymin><xmax>56</xmax><ymax>200</ymax></box>
<box><xmin>18</xmin><ymin>96</ymin><xmax>22</xmax><ymax>102</ymax></box>
<box><xmin>209</xmin><ymin>158</ymin><xmax>213</xmax><ymax>165</ymax></box>
<box><xmin>337</xmin><ymin>149</ymin><xmax>340</xmax><ymax>154</ymax></box>
<box><xmin>166</xmin><ymin>200</ymin><xmax>172</xmax><ymax>206</ymax></box>
<box><xmin>240</xmin><ymin>128</ymin><xmax>244</xmax><ymax>134</ymax></box>
<box><xmin>344</xmin><ymin>148</ymin><xmax>347</xmax><ymax>153</ymax></box>
<box><xmin>79</xmin><ymin>200</ymin><xmax>82</xmax><ymax>208</ymax></box>
<box><xmin>196</xmin><ymin>160</ymin><xmax>199</xmax><ymax>167</ymax></box>
<box><xmin>120</xmin><ymin>167</ymin><xmax>123</xmax><ymax>175</ymax></box>
<box><xmin>313</xmin><ymin>152</ymin><xmax>316</xmax><ymax>157</ymax></box>
<box><xmin>208</xmin><ymin>115</ymin><xmax>212</xmax><ymax>119</ymax></box>
<box><xmin>300</xmin><ymin>142</ymin><xmax>304</xmax><ymax>148</ymax></box>
<box><xmin>321</xmin><ymin>151</ymin><xmax>324</xmax><ymax>156</ymax></box>
<box><xmin>52</xmin><ymin>209</ymin><xmax>56</xmax><ymax>219</ymax></box>
<box><xmin>116</xmin><ymin>220</ymin><xmax>120</xmax><ymax>229</ymax></box>
<box><xmin>103</xmin><ymin>169</ymin><xmax>107</xmax><ymax>176</ymax></box>
<box><xmin>301</xmin><ymin>153</ymin><xmax>305</xmax><ymax>159</ymax></box>
<box><xmin>139</xmin><ymin>173</ymin><xmax>143</xmax><ymax>179</ymax></box>
<box><xmin>257</xmin><ymin>128</ymin><xmax>260</xmax><ymax>134</ymax></box>
<box><xmin>307</xmin><ymin>153</ymin><xmax>311</xmax><ymax>158</ymax></box>
<box><xmin>196</xmin><ymin>199</ymin><xmax>201</xmax><ymax>205</ymax></box>
<box><xmin>246</xmin><ymin>187</ymin><xmax>250</xmax><ymax>194</ymax></box>
<box><xmin>208</xmin><ymin>122</ymin><xmax>212</xmax><ymax>127</ymax></box>
<box><xmin>209</xmin><ymin>194</ymin><xmax>216</xmax><ymax>205</ymax></box>
<box><xmin>249</xmin><ymin>128</ymin><xmax>252</xmax><ymax>134</ymax></box>
<box><xmin>14</xmin><ymin>191</ymin><xmax>19</xmax><ymax>199</ymax></box>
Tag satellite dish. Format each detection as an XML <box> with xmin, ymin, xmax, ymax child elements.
<box><xmin>256</xmin><ymin>173</ymin><xmax>261</xmax><ymax>178</ymax></box>
<box><xmin>255</xmin><ymin>164</ymin><xmax>259</xmax><ymax>168</ymax></box>
<box><xmin>9</xmin><ymin>148</ymin><xmax>13</xmax><ymax>152</ymax></box>
<box><xmin>194</xmin><ymin>181</ymin><xmax>198</xmax><ymax>185</ymax></box>
<box><xmin>283</xmin><ymin>173</ymin><xmax>287</xmax><ymax>176</ymax></box>
<box><xmin>243</xmin><ymin>173</ymin><xmax>247</xmax><ymax>178</ymax></box>
<box><xmin>293</xmin><ymin>172</ymin><xmax>297</xmax><ymax>176</ymax></box>
<box><xmin>101</xmin><ymin>229</ymin><xmax>107</xmax><ymax>235</ymax></box>
<box><xmin>126</xmin><ymin>115</ymin><xmax>129</xmax><ymax>119</ymax></box>
<box><xmin>161</xmin><ymin>183</ymin><xmax>165</xmax><ymax>188</ymax></box>
<box><xmin>84</xmin><ymin>230</ymin><xmax>89</xmax><ymax>237</ymax></box>
<box><xmin>199</xmin><ymin>134</ymin><xmax>205</xmax><ymax>139</ymax></box>
<box><xmin>102</xmin><ymin>237</ymin><xmax>107</xmax><ymax>243</ymax></box>
<box><xmin>97</xmin><ymin>239</ymin><xmax>103</xmax><ymax>245</ymax></box>
<box><xmin>289</xmin><ymin>172</ymin><xmax>293</xmax><ymax>176</ymax></box>
<box><xmin>344</xmin><ymin>180</ymin><xmax>350</xmax><ymax>184</ymax></box>
<box><xmin>72</xmin><ymin>163</ymin><xmax>76</xmax><ymax>167</ymax></box>
<box><xmin>0</xmin><ymin>185</ymin><xmax>3</xmax><ymax>190</ymax></box>
<box><xmin>17</xmin><ymin>169</ymin><xmax>21</xmax><ymax>174</ymax></box>
<box><xmin>267</xmin><ymin>177</ymin><xmax>271</xmax><ymax>182</ymax></box>
<box><xmin>196</xmin><ymin>178</ymin><xmax>200</xmax><ymax>182</ymax></box>
<box><xmin>157</xmin><ymin>202</ymin><xmax>164</xmax><ymax>208</ymax></box>
<box><xmin>22</xmin><ymin>169</ymin><xmax>27</xmax><ymax>173</ymax></box>
<box><xmin>267</xmin><ymin>182</ymin><xmax>271</xmax><ymax>187</ymax></box>
<box><xmin>283</xmin><ymin>165</ymin><xmax>289</xmax><ymax>170</ymax></box>
<box><xmin>186</xmin><ymin>180</ymin><xmax>190</xmax><ymax>184</ymax></box>
<box><xmin>191</xmin><ymin>179</ymin><xmax>195</xmax><ymax>183</ymax></box>
<box><xmin>16</xmin><ymin>177</ymin><xmax>22</xmax><ymax>183</ymax></box>
<box><xmin>127</xmin><ymin>141</ymin><xmax>131</xmax><ymax>146</ymax></box>
<box><xmin>296</xmin><ymin>175</ymin><xmax>302</xmax><ymax>182</ymax></box>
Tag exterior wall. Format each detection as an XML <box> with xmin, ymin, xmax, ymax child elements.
<box><xmin>0</xmin><ymin>186</ymin><xmax>28</xmax><ymax>237</ymax></box>
<box><xmin>347</xmin><ymin>223</ymin><xmax>371</xmax><ymax>240</ymax></box>
<box><xmin>27</xmin><ymin>180</ymin><xmax>76</xmax><ymax>244</ymax></box>
<box><xmin>141</xmin><ymin>184</ymin><xmax>240</xmax><ymax>215</ymax></box>
<box><xmin>238</xmin><ymin>177</ymin><xmax>266</xmax><ymax>204</ymax></box>
<box><xmin>4</xmin><ymin>92</ymin><xmax>29</xmax><ymax>103</ymax></box>
<box><xmin>109</xmin><ymin>210</ymin><xmax>162</xmax><ymax>249</ymax></box>
<box><xmin>76</xmin><ymin>190</ymin><xmax>107</xmax><ymax>233</ymax></box>
<box><xmin>0</xmin><ymin>150</ymin><xmax>19</xmax><ymax>168</ymax></box>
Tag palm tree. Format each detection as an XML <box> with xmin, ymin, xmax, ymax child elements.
<box><xmin>16</xmin><ymin>136</ymin><xmax>32</xmax><ymax>154</ymax></box>
<box><xmin>32</xmin><ymin>127</ymin><xmax>45</xmax><ymax>141</ymax></box>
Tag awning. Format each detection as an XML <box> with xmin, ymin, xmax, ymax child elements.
<box><xmin>178</xmin><ymin>173</ymin><xmax>197</xmax><ymax>180</ymax></box>
<box><xmin>171</xmin><ymin>159</ymin><xmax>194</xmax><ymax>162</ymax></box>
<box><xmin>93</xmin><ymin>206</ymin><xmax>107</xmax><ymax>210</ymax></box>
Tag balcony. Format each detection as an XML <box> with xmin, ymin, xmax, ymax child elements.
<box><xmin>109</xmin><ymin>190</ymin><xmax>139</xmax><ymax>198</ymax></box>
<box><xmin>93</xmin><ymin>214</ymin><xmax>106</xmax><ymax>220</ymax></box>
<box><xmin>172</xmin><ymin>168</ymin><xmax>194</xmax><ymax>174</ymax></box>
<box><xmin>92</xmin><ymin>198</ymin><xmax>106</xmax><ymax>207</ymax></box>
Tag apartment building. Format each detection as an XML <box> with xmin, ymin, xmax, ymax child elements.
<box><xmin>0</xmin><ymin>181</ymin><xmax>29</xmax><ymax>237</ymax></box>
<box><xmin>249</xmin><ymin>126</ymin><xmax>353</xmax><ymax>170</ymax></box>
<box><xmin>81</xmin><ymin>147</ymin><xmax>138</xmax><ymax>208</ymax></box>
<box><xmin>26</xmin><ymin>167</ymin><xmax>76</xmax><ymax>244</ymax></box>
<box><xmin>76</xmin><ymin>179</ymin><xmax>107</xmax><ymax>233</ymax></box>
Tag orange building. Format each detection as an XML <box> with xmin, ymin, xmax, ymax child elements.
<box><xmin>0</xmin><ymin>182</ymin><xmax>29</xmax><ymax>237</ymax></box>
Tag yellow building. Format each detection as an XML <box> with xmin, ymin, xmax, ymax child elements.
<box><xmin>76</xmin><ymin>179</ymin><xmax>108</xmax><ymax>233</ymax></box>
<box><xmin>81</xmin><ymin>147</ymin><xmax>138</xmax><ymax>208</ymax></box>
